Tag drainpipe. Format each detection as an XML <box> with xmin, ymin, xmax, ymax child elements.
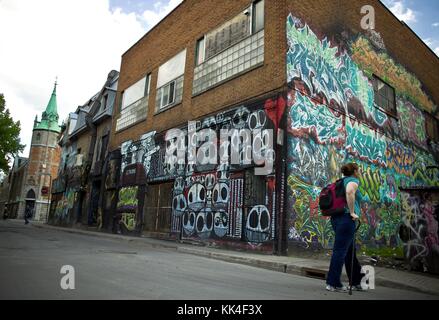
<box><xmin>272</xmin><ymin>92</ymin><xmax>288</xmax><ymax>256</ymax></box>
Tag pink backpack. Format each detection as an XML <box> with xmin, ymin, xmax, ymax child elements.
<box><xmin>319</xmin><ymin>178</ymin><xmax>347</xmax><ymax>217</ymax></box>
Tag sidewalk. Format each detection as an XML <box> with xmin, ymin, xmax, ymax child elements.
<box><xmin>26</xmin><ymin>220</ymin><xmax>439</xmax><ymax>297</ymax></box>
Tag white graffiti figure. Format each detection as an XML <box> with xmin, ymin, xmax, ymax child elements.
<box><xmin>214</xmin><ymin>210</ymin><xmax>229</xmax><ymax>238</ymax></box>
<box><xmin>165</xmin><ymin>129</ymin><xmax>186</xmax><ymax>175</ymax></box>
<box><xmin>172</xmin><ymin>194</ymin><xmax>187</xmax><ymax>217</ymax></box>
<box><xmin>182</xmin><ymin>210</ymin><xmax>196</xmax><ymax>236</ymax></box>
<box><xmin>213</xmin><ymin>182</ymin><xmax>229</xmax><ymax>209</ymax></box>
<box><xmin>187</xmin><ymin>183</ymin><xmax>206</xmax><ymax>211</ymax></box>
<box><xmin>245</xmin><ymin>205</ymin><xmax>271</xmax><ymax>243</ymax></box>
<box><xmin>139</xmin><ymin>131</ymin><xmax>160</xmax><ymax>177</ymax></box>
<box><xmin>232</xmin><ymin>106</ymin><xmax>250</xmax><ymax>129</ymax></box>
<box><xmin>196</xmin><ymin>209</ymin><xmax>214</xmax><ymax>239</ymax></box>
<box><xmin>248</xmin><ymin>110</ymin><xmax>267</xmax><ymax>131</ymax></box>
<box><xmin>120</xmin><ymin>140</ymin><xmax>134</xmax><ymax>176</ymax></box>
<box><xmin>401</xmin><ymin>193</ymin><xmax>429</xmax><ymax>268</ymax></box>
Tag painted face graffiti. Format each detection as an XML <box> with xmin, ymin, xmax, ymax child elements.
<box><xmin>245</xmin><ymin>205</ymin><xmax>271</xmax><ymax>243</ymax></box>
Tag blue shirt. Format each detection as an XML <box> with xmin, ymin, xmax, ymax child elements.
<box><xmin>343</xmin><ymin>177</ymin><xmax>363</xmax><ymax>216</ymax></box>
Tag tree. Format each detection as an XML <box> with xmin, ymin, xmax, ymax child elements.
<box><xmin>0</xmin><ymin>94</ymin><xmax>25</xmax><ymax>175</ymax></box>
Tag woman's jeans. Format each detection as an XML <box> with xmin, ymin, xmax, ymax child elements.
<box><xmin>326</xmin><ymin>213</ymin><xmax>364</xmax><ymax>287</ymax></box>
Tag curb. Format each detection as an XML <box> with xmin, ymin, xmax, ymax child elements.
<box><xmin>177</xmin><ymin>248</ymin><xmax>439</xmax><ymax>297</ymax></box>
<box><xmin>30</xmin><ymin>222</ymin><xmax>439</xmax><ymax>297</ymax></box>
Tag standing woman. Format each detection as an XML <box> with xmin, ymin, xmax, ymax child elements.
<box><xmin>326</xmin><ymin>163</ymin><xmax>368</xmax><ymax>292</ymax></box>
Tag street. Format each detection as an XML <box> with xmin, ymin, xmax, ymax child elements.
<box><xmin>0</xmin><ymin>220</ymin><xmax>437</xmax><ymax>300</ymax></box>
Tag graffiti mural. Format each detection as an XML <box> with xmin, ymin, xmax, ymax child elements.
<box><xmin>288</xmin><ymin>137</ymin><xmax>331</xmax><ymax>188</ymax></box>
<box><xmin>398</xmin><ymin>100</ymin><xmax>427</xmax><ymax>149</ymax></box>
<box><xmin>400</xmin><ymin>190</ymin><xmax>439</xmax><ymax>274</ymax></box>
<box><xmin>345</xmin><ymin>120</ymin><xmax>387</xmax><ymax>166</ymax></box>
<box><xmin>288</xmin><ymin>92</ymin><xmax>345</xmax><ymax>146</ymax></box>
<box><xmin>286</xmin><ymin>14</ymin><xmax>395</xmax><ymax>135</ymax></box>
<box><xmin>357</xmin><ymin>164</ymin><xmax>382</xmax><ymax>203</ymax></box>
<box><xmin>158</xmin><ymin>98</ymin><xmax>280</xmax><ymax>246</ymax></box>
<box><xmin>121</xmin><ymin>131</ymin><xmax>160</xmax><ymax>180</ymax></box>
<box><xmin>104</xmin><ymin>95</ymin><xmax>280</xmax><ymax>246</ymax></box>
<box><xmin>286</xmin><ymin>13</ymin><xmax>439</xmax><ymax>255</ymax></box>
<box><xmin>52</xmin><ymin>188</ymin><xmax>76</xmax><ymax>225</ymax></box>
<box><xmin>117</xmin><ymin>187</ymin><xmax>138</xmax><ymax>231</ymax></box>
<box><xmin>385</xmin><ymin>141</ymin><xmax>416</xmax><ymax>176</ymax></box>
<box><xmin>351</xmin><ymin>36</ymin><xmax>437</xmax><ymax>115</ymax></box>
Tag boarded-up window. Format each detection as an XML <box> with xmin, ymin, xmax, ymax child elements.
<box><xmin>244</xmin><ymin>170</ymin><xmax>266</xmax><ymax>207</ymax></box>
<box><xmin>144</xmin><ymin>182</ymin><xmax>173</xmax><ymax>233</ymax></box>
<box><xmin>426</xmin><ymin>113</ymin><xmax>439</xmax><ymax>142</ymax></box>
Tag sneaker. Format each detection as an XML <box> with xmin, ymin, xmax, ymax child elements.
<box><xmin>349</xmin><ymin>284</ymin><xmax>369</xmax><ymax>292</ymax></box>
<box><xmin>326</xmin><ymin>285</ymin><xmax>348</xmax><ymax>293</ymax></box>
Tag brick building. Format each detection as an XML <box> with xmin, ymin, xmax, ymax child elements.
<box><xmin>67</xmin><ymin>1</ymin><xmax>439</xmax><ymax>272</ymax></box>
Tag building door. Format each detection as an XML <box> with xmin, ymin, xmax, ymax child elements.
<box><xmin>89</xmin><ymin>180</ymin><xmax>101</xmax><ymax>226</ymax></box>
<box><xmin>25</xmin><ymin>189</ymin><xmax>36</xmax><ymax>219</ymax></box>
<box><xmin>144</xmin><ymin>182</ymin><xmax>173</xmax><ymax>233</ymax></box>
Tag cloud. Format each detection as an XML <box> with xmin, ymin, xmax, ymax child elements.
<box><xmin>433</xmin><ymin>22</ymin><xmax>439</xmax><ymax>27</ymax></box>
<box><xmin>422</xmin><ymin>39</ymin><xmax>439</xmax><ymax>56</ymax></box>
<box><xmin>423</xmin><ymin>38</ymin><xmax>433</xmax><ymax>47</ymax></box>
<box><xmin>141</xmin><ymin>0</ymin><xmax>183</xmax><ymax>30</ymax></box>
<box><xmin>385</xmin><ymin>0</ymin><xmax>417</xmax><ymax>23</ymax></box>
<box><xmin>0</xmin><ymin>0</ymin><xmax>181</xmax><ymax>160</ymax></box>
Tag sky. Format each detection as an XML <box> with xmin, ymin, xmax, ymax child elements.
<box><xmin>0</xmin><ymin>0</ymin><xmax>438</xmax><ymax>165</ymax></box>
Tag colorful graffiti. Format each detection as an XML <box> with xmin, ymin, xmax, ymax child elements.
<box><xmin>385</xmin><ymin>141</ymin><xmax>416</xmax><ymax>176</ymax></box>
<box><xmin>287</xmin><ymin>15</ymin><xmax>367</xmax><ymax>113</ymax></box>
<box><xmin>398</xmin><ymin>100</ymin><xmax>427</xmax><ymax>149</ymax></box>
<box><xmin>287</xmin><ymin>174</ymin><xmax>332</xmax><ymax>248</ymax></box>
<box><xmin>351</xmin><ymin>36</ymin><xmax>437</xmax><ymax>115</ymax></box>
<box><xmin>52</xmin><ymin>189</ymin><xmax>76</xmax><ymax>225</ymax></box>
<box><xmin>286</xmin><ymin>14</ymin><xmax>394</xmax><ymax>134</ymax></box>
<box><xmin>345</xmin><ymin>120</ymin><xmax>387</xmax><ymax>166</ymax></box>
<box><xmin>357</xmin><ymin>164</ymin><xmax>382</xmax><ymax>203</ymax></box>
<box><xmin>117</xmin><ymin>187</ymin><xmax>138</xmax><ymax>231</ymax></box>
<box><xmin>288</xmin><ymin>137</ymin><xmax>331</xmax><ymax>188</ymax></box>
<box><xmin>400</xmin><ymin>191</ymin><xmax>439</xmax><ymax>274</ymax></box>
<box><xmin>286</xmin><ymin>14</ymin><xmax>439</xmax><ymax>254</ymax></box>
<box><xmin>288</xmin><ymin>92</ymin><xmax>345</xmax><ymax>146</ymax></box>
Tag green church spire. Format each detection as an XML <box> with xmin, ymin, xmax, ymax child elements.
<box><xmin>34</xmin><ymin>79</ymin><xmax>61</xmax><ymax>133</ymax></box>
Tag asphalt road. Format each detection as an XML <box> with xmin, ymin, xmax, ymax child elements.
<box><xmin>0</xmin><ymin>220</ymin><xmax>437</xmax><ymax>300</ymax></box>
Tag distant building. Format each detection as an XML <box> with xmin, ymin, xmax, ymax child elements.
<box><xmin>4</xmin><ymin>83</ymin><xmax>61</xmax><ymax>221</ymax></box>
<box><xmin>1</xmin><ymin>157</ymin><xmax>28</xmax><ymax>219</ymax></box>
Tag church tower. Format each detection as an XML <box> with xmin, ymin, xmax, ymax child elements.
<box><xmin>20</xmin><ymin>81</ymin><xmax>62</xmax><ymax>221</ymax></box>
